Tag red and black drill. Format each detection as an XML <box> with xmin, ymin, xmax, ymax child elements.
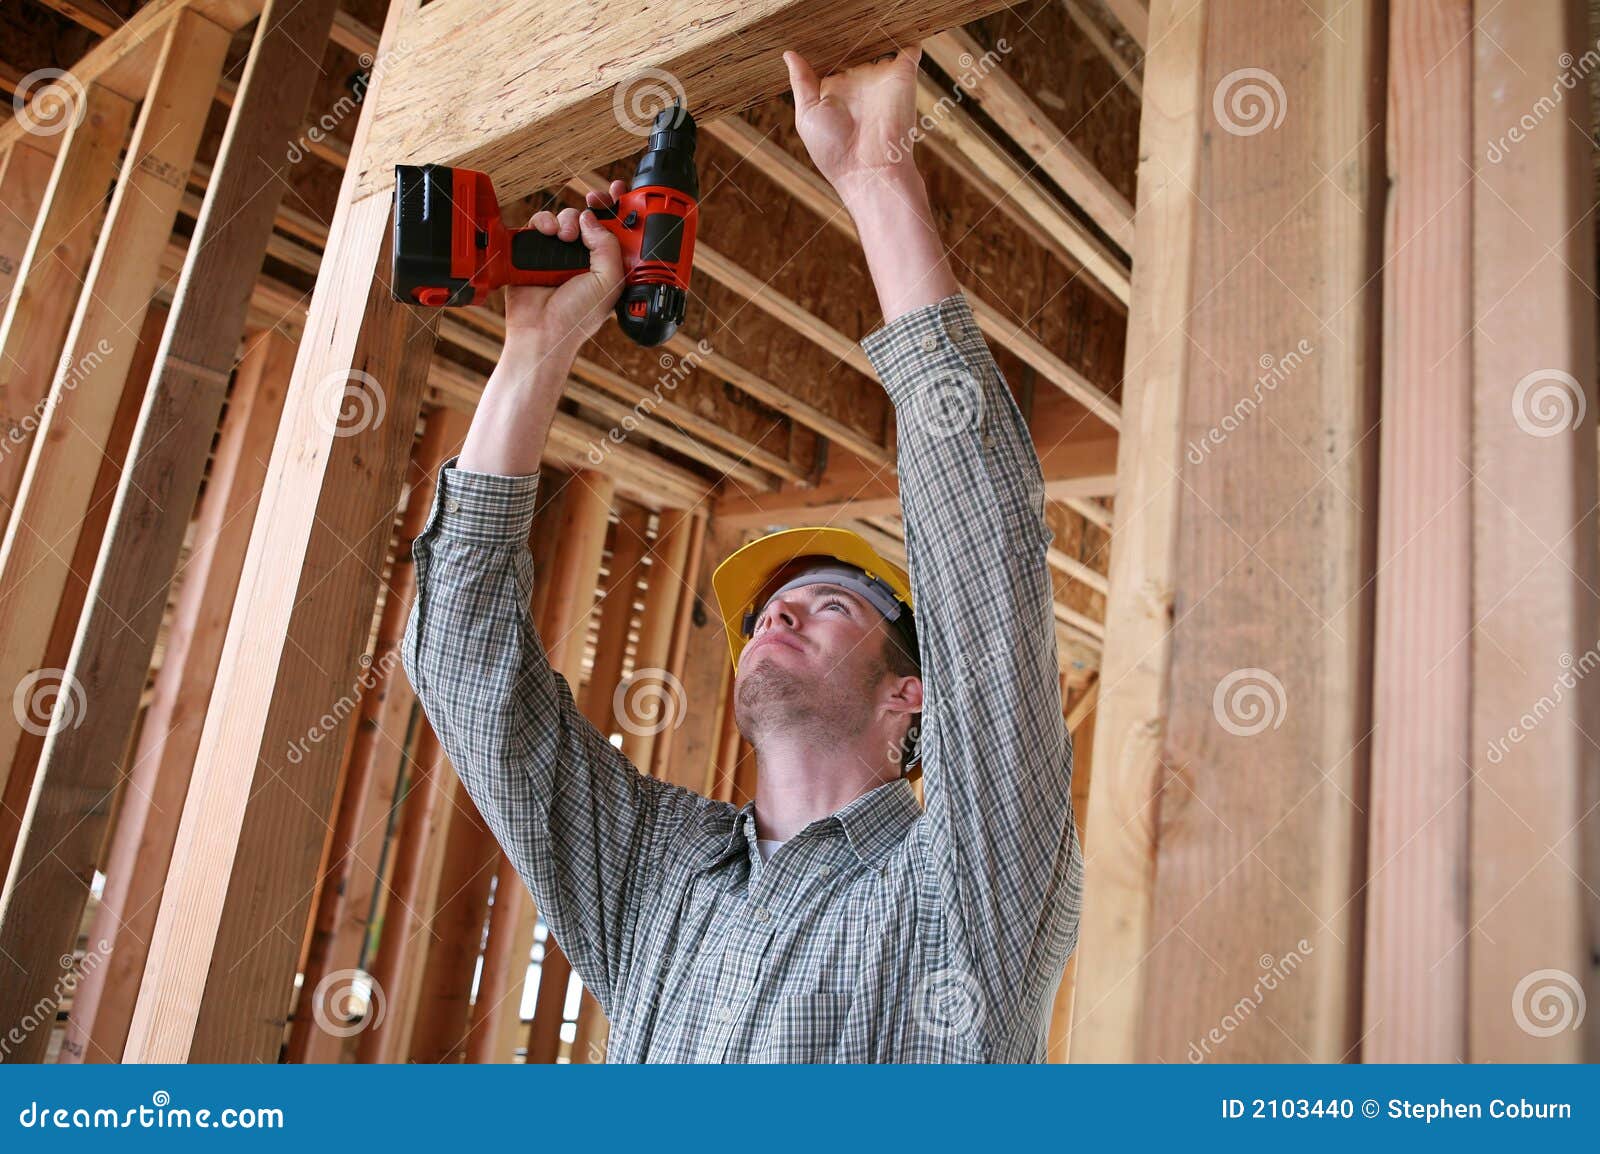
<box><xmin>391</xmin><ymin>105</ymin><xmax>699</xmax><ymax>347</ymax></box>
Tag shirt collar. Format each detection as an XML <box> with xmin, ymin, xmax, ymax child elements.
<box><xmin>700</xmin><ymin>777</ymin><xmax>921</xmax><ymax>869</ymax></box>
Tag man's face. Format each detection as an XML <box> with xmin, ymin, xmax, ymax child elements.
<box><xmin>732</xmin><ymin>563</ymin><xmax>909</xmax><ymax>746</ymax></box>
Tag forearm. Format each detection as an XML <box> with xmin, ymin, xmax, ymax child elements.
<box><xmin>456</xmin><ymin>338</ymin><xmax>574</xmax><ymax>476</ymax></box>
<box><xmin>839</xmin><ymin>166</ymin><xmax>961</xmax><ymax>325</ymax></box>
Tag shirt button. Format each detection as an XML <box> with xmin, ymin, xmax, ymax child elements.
<box><xmin>714</xmin><ymin>1006</ymin><xmax>732</xmax><ymax>1022</ymax></box>
<box><xmin>818</xmin><ymin>866</ymin><xmax>833</xmax><ymax>880</ymax></box>
<box><xmin>919</xmin><ymin>334</ymin><xmax>938</xmax><ymax>353</ymax></box>
<box><xmin>444</xmin><ymin>498</ymin><xmax>460</xmax><ymax>513</ymax></box>
<box><xmin>751</xmin><ymin>904</ymin><xmax>770</xmax><ymax>923</ymax></box>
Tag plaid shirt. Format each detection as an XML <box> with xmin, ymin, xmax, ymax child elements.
<box><xmin>402</xmin><ymin>292</ymin><xmax>1083</xmax><ymax>1063</ymax></box>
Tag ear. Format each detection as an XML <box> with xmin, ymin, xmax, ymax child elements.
<box><xmin>880</xmin><ymin>672</ymin><xmax>923</xmax><ymax>717</ymax></box>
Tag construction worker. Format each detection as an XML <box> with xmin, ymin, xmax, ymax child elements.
<box><xmin>401</xmin><ymin>44</ymin><xmax>1082</xmax><ymax>1062</ymax></box>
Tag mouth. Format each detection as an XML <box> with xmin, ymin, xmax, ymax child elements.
<box><xmin>747</xmin><ymin>631</ymin><xmax>805</xmax><ymax>657</ymax></box>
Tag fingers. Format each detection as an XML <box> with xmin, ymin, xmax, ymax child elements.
<box><xmin>555</xmin><ymin>206</ymin><xmax>581</xmax><ymax>240</ymax></box>
<box><xmin>530</xmin><ymin>208</ymin><xmax>558</xmax><ymax>235</ymax></box>
<box><xmin>783</xmin><ymin>50</ymin><xmax>820</xmax><ymax>114</ymax></box>
<box><xmin>582</xmin><ymin>178</ymin><xmax>629</xmax><ymax>212</ymax></box>
<box><xmin>578</xmin><ymin>208</ymin><xmax>625</xmax><ymax>292</ymax></box>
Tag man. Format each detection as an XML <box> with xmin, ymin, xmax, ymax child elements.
<box><xmin>401</xmin><ymin>44</ymin><xmax>1083</xmax><ymax>1062</ymax></box>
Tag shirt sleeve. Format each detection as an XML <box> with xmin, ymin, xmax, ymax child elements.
<box><xmin>861</xmin><ymin>292</ymin><xmax>1084</xmax><ymax>1039</ymax></box>
<box><xmin>400</xmin><ymin>455</ymin><xmax>711</xmax><ymax>1016</ymax></box>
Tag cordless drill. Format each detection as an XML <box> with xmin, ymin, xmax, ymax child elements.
<box><xmin>391</xmin><ymin>105</ymin><xmax>699</xmax><ymax>347</ymax></box>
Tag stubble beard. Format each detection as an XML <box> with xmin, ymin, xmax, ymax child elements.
<box><xmin>733</xmin><ymin>648</ymin><xmax>881</xmax><ymax>750</ymax></box>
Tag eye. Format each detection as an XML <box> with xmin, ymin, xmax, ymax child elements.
<box><xmin>821</xmin><ymin>597</ymin><xmax>849</xmax><ymax>614</ymax></box>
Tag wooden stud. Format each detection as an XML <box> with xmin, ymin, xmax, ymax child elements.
<box><xmin>0</xmin><ymin>142</ymin><xmax>55</xmax><ymax>310</ymax></box>
<box><xmin>1046</xmin><ymin>692</ymin><xmax>1096</xmax><ymax>1061</ymax></box>
<box><xmin>56</xmin><ymin>328</ymin><xmax>295</xmax><ymax>1064</ymax></box>
<box><xmin>290</xmin><ymin>404</ymin><xmax>468</xmax><ymax>1064</ymax></box>
<box><xmin>1468</xmin><ymin>0</ymin><xmax>1599</xmax><ymax>1063</ymax></box>
<box><xmin>622</xmin><ymin>509</ymin><xmax>695</xmax><ymax>775</ymax></box>
<box><xmin>1361</xmin><ymin>0</ymin><xmax>1472</xmax><ymax>1063</ymax></box>
<box><xmin>0</xmin><ymin>83</ymin><xmax>133</xmax><ymax>527</ymax></box>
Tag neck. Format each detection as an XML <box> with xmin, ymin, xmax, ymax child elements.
<box><xmin>750</xmin><ymin>728</ymin><xmax>899</xmax><ymax>842</ymax></box>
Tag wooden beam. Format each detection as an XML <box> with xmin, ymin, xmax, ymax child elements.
<box><xmin>32</xmin><ymin>0</ymin><xmax>124</xmax><ymax>38</ymax></box>
<box><xmin>1101</xmin><ymin>0</ymin><xmax>1149</xmax><ymax>47</ymax></box>
<box><xmin>122</xmin><ymin>86</ymin><xmax>442</xmax><ymax>1061</ymax></box>
<box><xmin>352</xmin><ymin>0</ymin><xmax>1019</xmax><ymax>198</ymax></box>
<box><xmin>290</xmin><ymin>403</ymin><xmax>466</xmax><ymax>1064</ymax></box>
<box><xmin>1069</xmin><ymin>0</ymin><xmax>1195</xmax><ymax>1060</ymax></box>
<box><xmin>55</xmin><ymin>328</ymin><xmax>295</xmax><ymax>1064</ymax></box>
<box><xmin>1361</xmin><ymin>0</ymin><xmax>1471</xmax><ymax>1064</ymax></box>
<box><xmin>0</xmin><ymin>83</ymin><xmax>132</xmax><ymax>528</ymax></box>
<box><xmin>1468</xmin><ymin>0</ymin><xmax>1599</xmax><ymax>1063</ymax></box>
<box><xmin>924</xmin><ymin>29</ymin><xmax>1135</xmax><ymax>251</ymax></box>
<box><xmin>1061</xmin><ymin>0</ymin><xmax>1142</xmax><ymax>99</ymax></box>
<box><xmin>914</xmin><ymin>73</ymin><xmax>1131</xmax><ymax>304</ymax></box>
<box><xmin>0</xmin><ymin>14</ymin><xmax>232</xmax><ymax>970</ymax></box>
<box><xmin>0</xmin><ymin>142</ymin><xmax>55</xmax><ymax>310</ymax></box>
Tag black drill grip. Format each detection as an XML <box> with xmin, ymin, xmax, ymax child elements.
<box><xmin>509</xmin><ymin>228</ymin><xmax>592</xmax><ymax>273</ymax></box>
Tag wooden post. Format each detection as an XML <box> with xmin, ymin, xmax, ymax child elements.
<box><xmin>471</xmin><ymin>471</ymin><xmax>614</xmax><ymax>1063</ymax></box>
<box><xmin>0</xmin><ymin>142</ymin><xmax>55</xmax><ymax>309</ymax></box>
<box><xmin>1075</xmin><ymin>0</ymin><xmax>1382</xmax><ymax>1061</ymax></box>
<box><xmin>1468</xmin><ymin>0</ymin><xmax>1599</xmax><ymax>1062</ymax></box>
<box><xmin>1046</xmin><ymin>692</ymin><xmax>1096</xmax><ymax>1062</ymax></box>
<box><xmin>1361</xmin><ymin>0</ymin><xmax>1472</xmax><ymax>1063</ymax></box>
<box><xmin>54</xmin><ymin>329</ymin><xmax>294</xmax><ymax>1064</ymax></box>
<box><xmin>621</xmin><ymin>508</ymin><xmax>694</xmax><ymax>775</ymax></box>
<box><xmin>0</xmin><ymin>0</ymin><xmax>345</xmax><ymax>1060</ymax></box>
<box><xmin>0</xmin><ymin>83</ymin><xmax>133</xmax><ymax>529</ymax></box>
<box><xmin>291</xmin><ymin>405</ymin><xmax>468</xmax><ymax>1063</ymax></box>
<box><xmin>659</xmin><ymin>517</ymin><xmax>729</xmax><ymax>791</ymax></box>
<box><xmin>351</xmin><ymin>719</ymin><xmax>458</xmax><ymax>1064</ymax></box>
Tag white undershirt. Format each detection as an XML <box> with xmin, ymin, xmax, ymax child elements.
<box><xmin>756</xmin><ymin>837</ymin><xmax>784</xmax><ymax>862</ymax></box>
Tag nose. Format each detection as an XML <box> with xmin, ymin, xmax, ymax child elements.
<box><xmin>754</xmin><ymin>592</ymin><xmax>799</xmax><ymax>636</ymax></box>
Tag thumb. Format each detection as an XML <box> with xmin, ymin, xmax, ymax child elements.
<box><xmin>579</xmin><ymin>209</ymin><xmax>625</xmax><ymax>290</ymax></box>
<box><xmin>783</xmin><ymin>50</ymin><xmax>821</xmax><ymax>115</ymax></box>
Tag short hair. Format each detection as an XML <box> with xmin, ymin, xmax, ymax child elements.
<box><xmin>881</xmin><ymin>620</ymin><xmax>923</xmax><ymax>775</ymax></box>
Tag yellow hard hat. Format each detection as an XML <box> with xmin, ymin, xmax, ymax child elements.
<box><xmin>711</xmin><ymin>526</ymin><xmax>914</xmax><ymax>674</ymax></box>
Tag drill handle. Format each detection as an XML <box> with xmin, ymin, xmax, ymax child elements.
<box><xmin>508</xmin><ymin>228</ymin><xmax>592</xmax><ymax>274</ymax></box>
